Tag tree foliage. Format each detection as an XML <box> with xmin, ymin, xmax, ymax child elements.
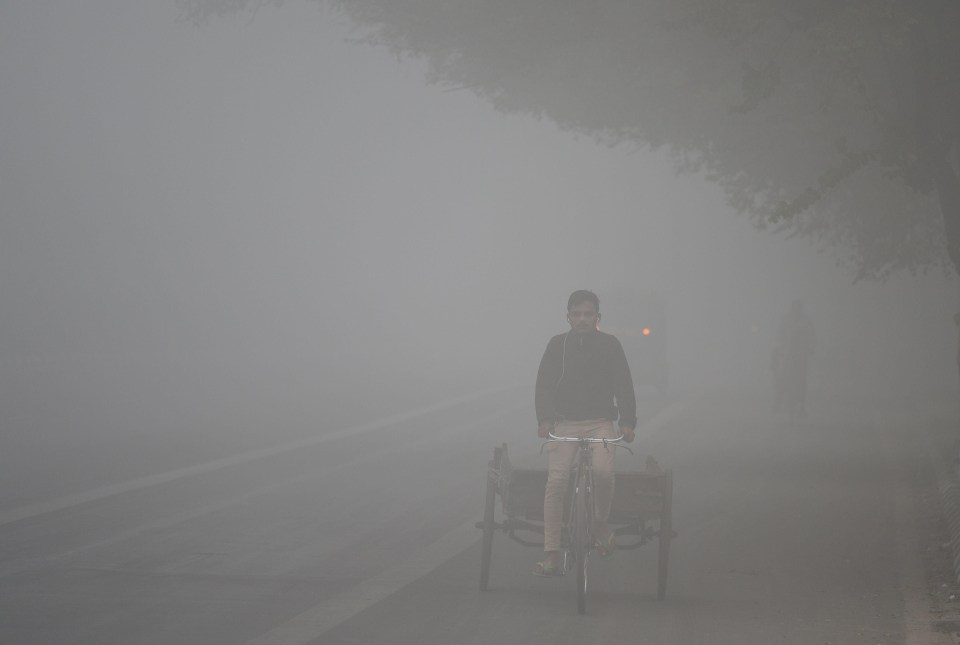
<box><xmin>178</xmin><ymin>0</ymin><xmax>960</xmax><ymax>280</ymax></box>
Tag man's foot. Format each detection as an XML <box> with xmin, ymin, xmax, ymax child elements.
<box><xmin>594</xmin><ymin>530</ymin><xmax>616</xmax><ymax>558</ymax></box>
<box><xmin>532</xmin><ymin>552</ymin><xmax>564</xmax><ymax>577</ymax></box>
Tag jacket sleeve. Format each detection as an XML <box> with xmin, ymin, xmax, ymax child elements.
<box><xmin>612</xmin><ymin>337</ymin><xmax>637</xmax><ymax>429</ymax></box>
<box><xmin>535</xmin><ymin>336</ymin><xmax>562</xmax><ymax>424</ymax></box>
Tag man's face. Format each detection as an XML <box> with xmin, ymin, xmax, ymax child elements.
<box><xmin>567</xmin><ymin>301</ymin><xmax>600</xmax><ymax>334</ymax></box>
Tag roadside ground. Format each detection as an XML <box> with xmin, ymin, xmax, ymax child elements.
<box><xmin>921</xmin><ymin>403</ymin><xmax>960</xmax><ymax>642</ymax></box>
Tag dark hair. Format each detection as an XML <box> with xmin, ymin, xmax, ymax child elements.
<box><xmin>567</xmin><ymin>290</ymin><xmax>600</xmax><ymax>312</ymax></box>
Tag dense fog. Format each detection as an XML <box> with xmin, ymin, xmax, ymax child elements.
<box><xmin>1</xmin><ymin>2</ymin><xmax>957</xmax><ymax>498</ymax></box>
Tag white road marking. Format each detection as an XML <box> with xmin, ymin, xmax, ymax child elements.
<box><xmin>0</xmin><ymin>383</ymin><xmax>521</xmax><ymax>528</ymax></box>
<box><xmin>3</xmin><ymin>385</ymin><xmax>688</xmax><ymax>644</ymax></box>
<box><xmin>0</xmin><ymin>399</ymin><xmax>529</xmax><ymax>581</ymax></box>
<box><xmin>242</xmin><ymin>518</ymin><xmax>480</xmax><ymax>645</ymax></box>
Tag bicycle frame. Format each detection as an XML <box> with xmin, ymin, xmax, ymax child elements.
<box><xmin>543</xmin><ymin>433</ymin><xmax>630</xmax><ymax>552</ymax></box>
<box><xmin>543</xmin><ymin>432</ymin><xmax>631</xmax><ymax>613</ymax></box>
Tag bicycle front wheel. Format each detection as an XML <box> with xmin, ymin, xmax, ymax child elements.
<box><xmin>572</xmin><ymin>478</ymin><xmax>591</xmax><ymax>614</ymax></box>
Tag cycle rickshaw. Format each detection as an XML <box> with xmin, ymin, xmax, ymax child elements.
<box><xmin>476</xmin><ymin>435</ymin><xmax>675</xmax><ymax>613</ymax></box>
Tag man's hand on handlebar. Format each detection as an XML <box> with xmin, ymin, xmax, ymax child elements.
<box><xmin>538</xmin><ymin>422</ymin><xmax>554</xmax><ymax>439</ymax></box>
<box><xmin>620</xmin><ymin>426</ymin><xmax>636</xmax><ymax>443</ymax></box>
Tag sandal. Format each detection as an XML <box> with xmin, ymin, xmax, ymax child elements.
<box><xmin>532</xmin><ymin>558</ymin><xmax>564</xmax><ymax>577</ymax></box>
<box><xmin>594</xmin><ymin>531</ymin><xmax>616</xmax><ymax>558</ymax></box>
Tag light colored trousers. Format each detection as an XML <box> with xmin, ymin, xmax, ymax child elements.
<box><xmin>543</xmin><ymin>419</ymin><xmax>616</xmax><ymax>552</ymax></box>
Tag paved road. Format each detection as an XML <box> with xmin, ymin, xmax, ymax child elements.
<box><xmin>0</xmin><ymin>385</ymin><xmax>951</xmax><ymax>644</ymax></box>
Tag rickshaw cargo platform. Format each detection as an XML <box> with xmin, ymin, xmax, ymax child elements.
<box><xmin>477</xmin><ymin>442</ymin><xmax>676</xmax><ymax>600</ymax></box>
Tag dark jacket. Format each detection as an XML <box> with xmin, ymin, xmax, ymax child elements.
<box><xmin>535</xmin><ymin>330</ymin><xmax>637</xmax><ymax>429</ymax></box>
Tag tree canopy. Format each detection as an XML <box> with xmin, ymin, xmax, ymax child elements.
<box><xmin>178</xmin><ymin>0</ymin><xmax>960</xmax><ymax>280</ymax></box>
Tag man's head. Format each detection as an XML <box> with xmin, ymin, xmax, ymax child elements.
<box><xmin>567</xmin><ymin>290</ymin><xmax>600</xmax><ymax>333</ymax></box>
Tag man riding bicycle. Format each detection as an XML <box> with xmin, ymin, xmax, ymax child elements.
<box><xmin>533</xmin><ymin>290</ymin><xmax>637</xmax><ymax>576</ymax></box>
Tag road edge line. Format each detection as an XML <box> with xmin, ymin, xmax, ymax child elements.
<box><xmin>0</xmin><ymin>383</ymin><xmax>522</xmax><ymax>528</ymax></box>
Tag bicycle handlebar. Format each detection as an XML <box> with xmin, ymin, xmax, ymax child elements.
<box><xmin>542</xmin><ymin>433</ymin><xmax>634</xmax><ymax>455</ymax></box>
<box><xmin>547</xmin><ymin>433</ymin><xmax>624</xmax><ymax>443</ymax></box>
